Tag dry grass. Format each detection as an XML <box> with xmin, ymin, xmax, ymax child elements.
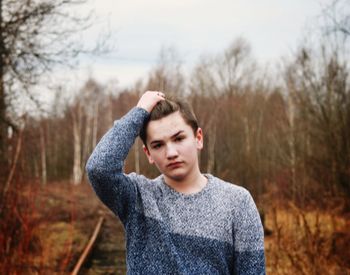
<box><xmin>264</xmin><ymin>202</ymin><xmax>350</xmax><ymax>275</ymax></box>
<box><xmin>2</xmin><ymin>181</ymin><xmax>350</xmax><ymax>274</ymax></box>
<box><xmin>0</xmin><ymin>180</ymin><xmax>102</xmax><ymax>274</ymax></box>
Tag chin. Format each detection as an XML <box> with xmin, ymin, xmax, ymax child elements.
<box><xmin>164</xmin><ymin>170</ymin><xmax>187</xmax><ymax>182</ymax></box>
<box><xmin>157</xmin><ymin>163</ymin><xmax>191</xmax><ymax>182</ymax></box>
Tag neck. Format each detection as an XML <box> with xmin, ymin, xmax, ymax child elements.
<box><xmin>163</xmin><ymin>166</ymin><xmax>207</xmax><ymax>195</ymax></box>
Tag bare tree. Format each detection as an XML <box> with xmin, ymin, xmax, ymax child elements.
<box><xmin>145</xmin><ymin>46</ymin><xmax>186</xmax><ymax>95</ymax></box>
<box><xmin>71</xmin><ymin>99</ymin><xmax>83</xmax><ymax>185</ymax></box>
<box><xmin>39</xmin><ymin>123</ymin><xmax>47</xmax><ymax>185</ymax></box>
<box><xmin>285</xmin><ymin>46</ymin><xmax>350</xmax><ymax>198</ymax></box>
<box><xmin>0</xmin><ymin>0</ymin><xmax>100</xmax><ymax>183</ymax></box>
<box><xmin>218</xmin><ymin>38</ymin><xmax>257</xmax><ymax>96</ymax></box>
<box><xmin>71</xmin><ymin>79</ymin><xmax>104</xmax><ymax>184</ymax></box>
<box><xmin>190</xmin><ymin>38</ymin><xmax>267</xmax><ymax>195</ymax></box>
<box><xmin>322</xmin><ymin>0</ymin><xmax>350</xmax><ymax>37</ymax></box>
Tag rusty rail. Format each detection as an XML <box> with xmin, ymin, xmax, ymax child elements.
<box><xmin>71</xmin><ymin>216</ymin><xmax>104</xmax><ymax>275</ymax></box>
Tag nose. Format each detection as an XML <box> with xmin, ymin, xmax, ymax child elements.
<box><xmin>166</xmin><ymin>143</ymin><xmax>178</xmax><ymax>159</ymax></box>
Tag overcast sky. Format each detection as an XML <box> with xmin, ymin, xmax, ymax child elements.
<box><xmin>70</xmin><ymin>0</ymin><xmax>330</xmax><ymax>88</ymax></box>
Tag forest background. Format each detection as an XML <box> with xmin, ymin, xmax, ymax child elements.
<box><xmin>0</xmin><ymin>0</ymin><xmax>349</xmax><ymax>274</ymax></box>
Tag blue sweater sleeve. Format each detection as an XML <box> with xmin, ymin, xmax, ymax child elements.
<box><xmin>233</xmin><ymin>189</ymin><xmax>266</xmax><ymax>275</ymax></box>
<box><xmin>85</xmin><ymin>107</ymin><xmax>149</xmax><ymax>224</ymax></box>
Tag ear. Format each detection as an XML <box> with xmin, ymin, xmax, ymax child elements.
<box><xmin>143</xmin><ymin>144</ymin><xmax>155</xmax><ymax>164</ymax></box>
<box><xmin>195</xmin><ymin>128</ymin><xmax>204</xmax><ymax>150</ymax></box>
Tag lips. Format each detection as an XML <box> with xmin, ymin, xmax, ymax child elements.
<box><xmin>167</xmin><ymin>161</ymin><xmax>183</xmax><ymax>168</ymax></box>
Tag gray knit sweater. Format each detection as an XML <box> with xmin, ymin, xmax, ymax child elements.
<box><xmin>86</xmin><ymin>107</ymin><xmax>265</xmax><ymax>275</ymax></box>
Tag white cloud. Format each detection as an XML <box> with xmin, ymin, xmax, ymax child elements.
<box><xmin>74</xmin><ymin>0</ymin><xmax>331</xmax><ymax>87</ymax></box>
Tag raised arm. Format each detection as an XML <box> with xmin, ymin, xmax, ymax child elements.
<box><xmin>86</xmin><ymin>91</ymin><xmax>165</xmax><ymax>223</ymax></box>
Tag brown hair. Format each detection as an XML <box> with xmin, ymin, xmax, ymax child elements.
<box><xmin>140</xmin><ymin>98</ymin><xmax>199</xmax><ymax>146</ymax></box>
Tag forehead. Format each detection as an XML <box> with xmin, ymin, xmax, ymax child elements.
<box><xmin>147</xmin><ymin>111</ymin><xmax>192</xmax><ymax>141</ymax></box>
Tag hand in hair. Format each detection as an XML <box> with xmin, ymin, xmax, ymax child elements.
<box><xmin>137</xmin><ymin>91</ymin><xmax>165</xmax><ymax>113</ymax></box>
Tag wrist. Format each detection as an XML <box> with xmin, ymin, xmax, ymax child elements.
<box><xmin>136</xmin><ymin>103</ymin><xmax>151</xmax><ymax>113</ymax></box>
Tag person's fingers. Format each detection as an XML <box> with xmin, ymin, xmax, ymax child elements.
<box><xmin>156</xmin><ymin>91</ymin><xmax>165</xmax><ymax>98</ymax></box>
<box><xmin>137</xmin><ymin>91</ymin><xmax>166</xmax><ymax>112</ymax></box>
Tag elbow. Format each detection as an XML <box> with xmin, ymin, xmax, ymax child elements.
<box><xmin>85</xmin><ymin>156</ymin><xmax>94</xmax><ymax>175</ymax></box>
<box><xmin>85</xmin><ymin>150</ymin><xmax>124</xmax><ymax>184</ymax></box>
<box><xmin>85</xmin><ymin>155</ymin><xmax>123</xmax><ymax>181</ymax></box>
<box><xmin>85</xmin><ymin>158</ymin><xmax>93</xmax><ymax>174</ymax></box>
<box><xmin>85</xmin><ymin>157</ymin><xmax>105</xmax><ymax>192</ymax></box>
<box><xmin>85</xmin><ymin>155</ymin><xmax>100</xmax><ymax>180</ymax></box>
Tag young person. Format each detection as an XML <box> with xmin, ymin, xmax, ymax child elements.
<box><xmin>86</xmin><ymin>91</ymin><xmax>266</xmax><ymax>274</ymax></box>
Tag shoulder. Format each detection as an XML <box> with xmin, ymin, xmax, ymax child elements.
<box><xmin>207</xmin><ymin>175</ymin><xmax>262</xmax><ymax>228</ymax></box>
<box><xmin>206</xmin><ymin>174</ymin><xmax>255</xmax><ymax>207</ymax></box>
<box><xmin>207</xmin><ymin>174</ymin><xmax>250</xmax><ymax>196</ymax></box>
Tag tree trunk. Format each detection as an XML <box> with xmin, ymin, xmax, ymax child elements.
<box><xmin>256</xmin><ymin>108</ymin><xmax>264</xmax><ymax>199</ymax></box>
<box><xmin>92</xmin><ymin>101</ymin><xmax>99</xmax><ymax>148</ymax></box>
<box><xmin>244</xmin><ymin>117</ymin><xmax>251</xmax><ymax>156</ymax></box>
<box><xmin>40</xmin><ymin>125</ymin><xmax>47</xmax><ymax>185</ymax></box>
<box><xmin>107</xmin><ymin>96</ymin><xmax>114</xmax><ymax>128</ymax></box>
<box><xmin>82</xmin><ymin>114</ymin><xmax>92</xmax><ymax>182</ymax></box>
<box><xmin>287</xmin><ymin>94</ymin><xmax>297</xmax><ymax>202</ymax></box>
<box><xmin>3</xmin><ymin>124</ymin><xmax>24</xmax><ymax>194</ymax></box>
<box><xmin>0</xmin><ymin>0</ymin><xmax>8</xmax><ymax>183</ymax></box>
<box><xmin>207</xmin><ymin>122</ymin><xmax>216</xmax><ymax>174</ymax></box>
<box><xmin>72</xmin><ymin>105</ymin><xmax>83</xmax><ymax>185</ymax></box>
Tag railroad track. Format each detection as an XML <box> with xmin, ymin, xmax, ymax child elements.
<box><xmin>72</xmin><ymin>211</ymin><xmax>126</xmax><ymax>275</ymax></box>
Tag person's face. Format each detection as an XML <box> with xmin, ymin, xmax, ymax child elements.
<box><xmin>143</xmin><ymin>111</ymin><xmax>203</xmax><ymax>182</ymax></box>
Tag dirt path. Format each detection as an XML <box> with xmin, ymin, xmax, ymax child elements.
<box><xmin>82</xmin><ymin>210</ymin><xmax>126</xmax><ymax>275</ymax></box>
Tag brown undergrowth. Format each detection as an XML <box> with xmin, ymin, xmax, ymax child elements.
<box><xmin>264</xmin><ymin>199</ymin><xmax>350</xmax><ymax>274</ymax></box>
<box><xmin>0</xmin><ymin>180</ymin><xmax>102</xmax><ymax>274</ymax></box>
<box><xmin>1</xmin><ymin>180</ymin><xmax>350</xmax><ymax>274</ymax></box>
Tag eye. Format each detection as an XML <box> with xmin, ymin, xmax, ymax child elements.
<box><xmin>152</xmin><ymin>143</ymin><xmax>162</xmax><ymax>149</ymax></box>
<box><xmin>175</xmin><ymin>136</ymin><xmax>185</xmax><ymax>142</ymax></box>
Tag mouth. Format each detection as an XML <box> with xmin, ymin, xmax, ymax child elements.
<box><xmin>167</xmin><ymin>161</ymin><xmax>183</xmax><ymax>168</ymax></box>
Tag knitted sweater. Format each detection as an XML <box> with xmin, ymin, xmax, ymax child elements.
<box><xmin>86</xmin><ymin>107</ymin><xmax>266</xmax><ymax>275</ymax></box>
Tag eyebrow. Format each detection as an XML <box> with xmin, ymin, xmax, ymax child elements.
<box><xmin>150</xmin><ymin>130</ymin><xmax>184</xmax><ymax>145</ymax></box>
